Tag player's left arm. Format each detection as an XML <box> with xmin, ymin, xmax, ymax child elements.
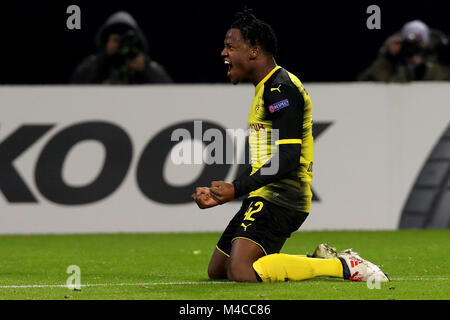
<box><xmin>211</xmin><ymin>84</ymin><xmax>304</xmax><ymax>203</ymax></box>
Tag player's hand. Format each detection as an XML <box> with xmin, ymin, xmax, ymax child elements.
<box><xmin>192</xmin><ymin>187</ymin><xmax>219</xmax><ymax>209</ymax></box>
<box><xmin>210</xmin><ymin>181</ymin><xmax>235</xmax><ymax>204</ymax></box>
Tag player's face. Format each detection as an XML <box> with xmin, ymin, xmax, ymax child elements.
<box><xmin>221</xmin><ymin>29</ymin><xmax>252</xmax><ymax>85</ymax></box>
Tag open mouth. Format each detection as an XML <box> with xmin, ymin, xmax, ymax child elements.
<box><xmin>224</xmin><ymin>60</ymin><xmax>232</xmax><ymax>76</ymax></box>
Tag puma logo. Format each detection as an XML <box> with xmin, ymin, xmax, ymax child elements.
<box><xmin>241</xmin><ymin>223</ymin><xmax>252</xmax><ymax>231</ymax></box>
<box><xmin>271</xmin><ymin>85</ymin><xmax>281</xmax><ymax>93</ymax></box>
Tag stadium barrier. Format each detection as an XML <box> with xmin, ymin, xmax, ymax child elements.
<box><xmin>1</xmin><ymin>83</ymin><xmax>449</xmax><ymax>234</ymax></box>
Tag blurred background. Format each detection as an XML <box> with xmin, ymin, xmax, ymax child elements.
<box><xmin>1</xmin><ymin>0</ymin><xmax>450</xmax><ymax>84</ymax></box>
<box><xmin>1</xmin><ymin>0</ymin><xmax>450</xmax><ymax>233</ymax></box>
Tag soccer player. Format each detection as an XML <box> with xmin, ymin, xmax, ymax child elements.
<box><xmin>192</xmin><ymin>10</ymin><xmax>389</xmax><ymax>283</ymax></box>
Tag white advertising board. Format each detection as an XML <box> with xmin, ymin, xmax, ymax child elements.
<box><xmin>1</xmin><ymin>83</ymin><xmax>449</xmax><ymax>233</ymax></box>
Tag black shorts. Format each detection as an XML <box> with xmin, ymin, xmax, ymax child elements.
<box><xmin>216</xmin><ymin>197</ymin><xmax>309</xmax><ymax>256</ymax></box>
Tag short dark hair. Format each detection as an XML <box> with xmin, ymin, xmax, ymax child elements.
<box><xmin>230</xmin><ymin>9</ymin><xmax>278</xmax><ymax>57</ymax></box>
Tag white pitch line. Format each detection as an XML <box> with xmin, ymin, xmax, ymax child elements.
<box><xmin>0</xmin><ymin>281</ymin><xmax>235</xmax><ymax>289</ymax></box>
<box><xmin>0</xmin><ymin>277</ymin><xmax>448</xmax><ymax>289</ymax></box>
<box><xmin>391</xmin><ymin>277</ymin><xmax>450</xmax><ymax>281</ymax></box>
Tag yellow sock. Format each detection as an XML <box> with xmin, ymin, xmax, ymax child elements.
<box><xmin>253</xmin><ymin>253</ymin><xmax>343</xmax><ymax>282</ymax></box>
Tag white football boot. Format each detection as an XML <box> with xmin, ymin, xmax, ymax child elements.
<box><xmin>337</xmin><ymin>249</ymin><xmax>389</xmax><ymax>282</ymax></box>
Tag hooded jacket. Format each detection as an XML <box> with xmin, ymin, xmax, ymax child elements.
<box><xmin>71</xmin><ymin>11</ymin><xmax>172</xmax><ymax>84</ymax></box>
<box><xmin>357</xmin><ymin>25</ymin><xmax>449</xmax><ymax>82</ymax></box>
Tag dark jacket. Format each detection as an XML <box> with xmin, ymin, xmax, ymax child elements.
<box><xmin>358</xmin><ymin>29</ymin><xmax>450</xmax><ymax>82</ymax></box>
<box><xmin>71</xmin><ymin>11</ymin><xmax>172</xmax><ymax>84</ymax></box>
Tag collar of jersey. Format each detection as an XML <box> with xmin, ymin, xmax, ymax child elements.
<box><xmin>255</xmin><ymin>66</ymin><xmax>281</xmax><ymax>93</ymax></box>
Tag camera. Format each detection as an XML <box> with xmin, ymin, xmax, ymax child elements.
<box><xmin>117</xmin><ymin>30</ymin><xmax>143</xmax><ymax>61</ymax></box>
<box><xmin>400</xmin><ymin>33</ymin><xmax>423</xmax><ymax>59</ymax></box>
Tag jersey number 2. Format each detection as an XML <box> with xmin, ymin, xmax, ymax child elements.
<box><xmin>244</xmin><ymin>201</ymin><xmax>264</xmax><ymax>221</ymax></box>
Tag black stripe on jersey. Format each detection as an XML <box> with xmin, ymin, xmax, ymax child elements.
<box><xmin>263</xmin><ymin>69</ymin><xmax>305</xmax><ymax>142</ymax></box>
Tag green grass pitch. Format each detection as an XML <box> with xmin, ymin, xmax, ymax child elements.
<box><xmin>0</xmin><ymin>230</ymin><xmax>449</xmax><ymax>300</ymax></box>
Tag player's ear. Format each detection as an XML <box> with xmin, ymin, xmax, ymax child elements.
<box><xmin>248</xmin><ymin>46</ymin><xmax>260</xmax><ymax>60</ymax></box>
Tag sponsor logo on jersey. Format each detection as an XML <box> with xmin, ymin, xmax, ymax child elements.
<box><xmin>248</xmin><ymin>123</ymin><xmax>265</xmax><ymax>131</ymax></box>
<box><xmin>268</xmin><ymin>99</ymin><xmax>290</xmax><ymax>113</ymax></box>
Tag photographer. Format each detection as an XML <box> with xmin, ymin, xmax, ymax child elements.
<box><xmin>358</xmin><ymin>20</ymin><xmax>448</xmax><ymax>82</ymax></box>
<box><xmin>71</xmin><ymin>11</ymin><xmax>172</xmax><ymax>84</ymax></box>
<box><xmin>428</xmin><ymin>34</ymin><xmax>450</xmax><ymax>80</ymax></box>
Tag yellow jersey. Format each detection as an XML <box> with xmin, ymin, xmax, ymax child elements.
<box><xmin>247</xmin><ymin>66</ymin><xmax>313</xmax><ymax>212</ymax></box>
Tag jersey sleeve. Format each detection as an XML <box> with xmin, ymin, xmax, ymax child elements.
<box><xmin>232</xmin><ymin>144</ymin><xmax>301</xmax><ymax>198</ymax></box>
<box><xmin>263</xmin><ymin>83</ymin><xmax>304</xmax><ymax>145</ymax></box>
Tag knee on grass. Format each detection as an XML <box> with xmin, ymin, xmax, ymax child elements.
<box><xmin>207</xmin><ymin>265</ymin><xmax>226</xmax><ymax>280</ymax></box>
<box><xmin>226</xmin><ymin>262</ymin><xmax>258</xmax><ymax>282</ymax></box>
